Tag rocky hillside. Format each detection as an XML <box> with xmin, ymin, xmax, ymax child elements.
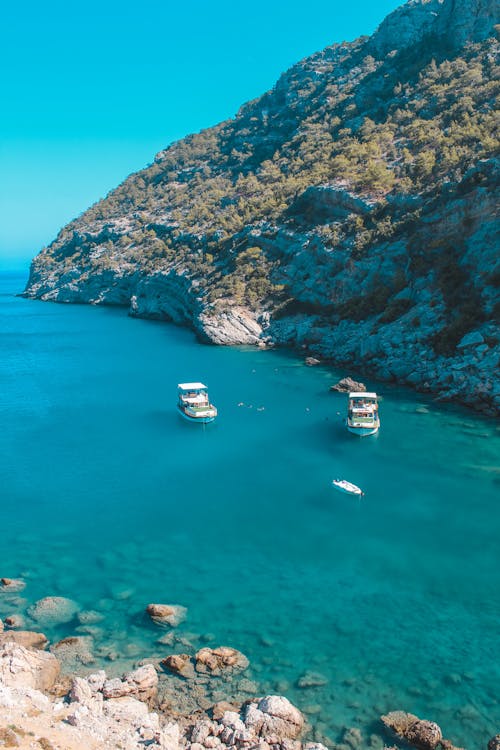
<box><xmin>24</xmin><ymin>0</ymin><xmax>500</xmax><ymax>413</ymax></box>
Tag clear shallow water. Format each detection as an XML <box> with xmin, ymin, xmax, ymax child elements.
<box><xmin>1</xmin><ymin>271</ymin><xmax>499</xmax><ymax>747</ymax></box>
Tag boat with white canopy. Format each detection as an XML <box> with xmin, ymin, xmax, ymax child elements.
<box><xmin>346</xmin><ymin>391</ymin><xmax>380</xmax><ymax>436</ymax></box>
<box><xmin>177</xmin><ymin>383</ymin><xmax>217</xmax><ymax>423</ymax></box>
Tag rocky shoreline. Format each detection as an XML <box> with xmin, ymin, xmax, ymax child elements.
<box><xmin>21</xmin><ymin>0</ymin><xmax>500</xmax><ymax>419</ymax></box>
<box><xmin>21</xmin><ymin>272</ymin><xmax>500</xmax><ymax>418</ymax></box>
<box><xmin>1</xmin><ymin>582</ymin><xmax>497</xmax><ymax>750</ymax></box>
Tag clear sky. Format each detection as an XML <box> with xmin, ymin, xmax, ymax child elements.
<box><xmin>0</xmin><ymin>0</ymin><xmax>403</xmax><ymax>269</ymax></box>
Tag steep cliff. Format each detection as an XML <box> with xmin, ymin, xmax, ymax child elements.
<box><xmin>25</xmin><ymin>0</ymin><xmax>500</xmax><ymax>413</ymax></box>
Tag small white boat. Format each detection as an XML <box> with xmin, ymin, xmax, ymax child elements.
<box><xmin>332</xmin><ymin>478</ymin><xmax>364</xmax><ymax>496</ymax></box>
<box><xmin>177</xmin><ymin>382</ymin><xmax>217</xmax><ymax>424</ymax></box>
<box><xmin>346</xmin><ymin>391</ymin><xmax>380</xmax><ymax>437</ymax></box>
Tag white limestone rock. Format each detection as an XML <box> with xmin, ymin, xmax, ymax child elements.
<box><xmin>244</xmin><ymin>696</ymin><xmax>305</xmax><ymax>740</ymax></box>
<box><xmin>0</xmin><ymin>641</ymin><xmax>60</xmax><ymax>691</ymax></box>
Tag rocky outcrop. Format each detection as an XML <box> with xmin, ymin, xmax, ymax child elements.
<box><xmin>488</xmin><ymin>736</ymin><xmax>500</xmax><ymax>750</ymax></box>
<box><xmin>23</xmin><ymin>0</ymin><xmax>500</xmax><ymax>415</ymax></box>
<box><xmin>198</xmin><ymin>308</ymin><xmax>263</xmax><ymax>345</ymax></box>
<box><xmin>330</xmin><ymin>377</ymin><xmax>366</xmax><ymax>393</ymax></box>
<box><xmin>370</xmin><ymin>0</ymin><xmax>498</xmax><ymax>57</ymax></box>
<box><xmin>0</xmin><ymin>642</ymin><xmax>60</xmax><ymax>691</ymax></box>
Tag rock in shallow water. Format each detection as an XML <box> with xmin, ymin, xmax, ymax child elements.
<box><xmin>297</xmin><ymin>671</ymin><xmax>328</xmax><ymax>688</ymax></box>
<box><xmin>330</xmin><ymin>377</ymin><xmax>366</xmax><ymax>393</ymax></box>
<box><xmin>381</xmin><ymin>711</ymin><xmax>442</xmax><ymax>749</ymax></box>
<box><xmin>195</xmin><ymin>647</ymin><xmax>249</xmax><ymax>675</ymax></box>
<box><xmin>4</xmin><ymin>614</ymin><xmax>25</xmax><ymax>629</ymax></box>
<box><xmin>162</xmin><ymin>653</ymin><xmax>195</xmax><ymax>679</ymax></box>
<box><xmin>146</xmin><ymin>603</ymin><xmax>187</xmax><ymax>627</ymax></box>
<box><xmin>51</xmin><ymin>636</ymin><xmax>95</xmax><ymax>669</ymax></box>
<box><xmin>0</xmin><ymin>578</ymin><xmax>26</xmax><ymax>593</ymax></box>
<box><xmin>28</xmin><ymin>596</ymin><xmax>80</xmax><ymax>625</ymax></box>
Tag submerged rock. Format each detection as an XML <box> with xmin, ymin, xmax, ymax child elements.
<box><xmin>146</xmin><ymin>603</ymin><xmax>187</xmax><ymax>627</ymax></box>
<box><xmin>77</xmin><ymin>609</ymin><xmax>105</xmax><ymax>625</ymax></box>
<box><xmin>381</xmin><ymin>711</ymin><xmax>442</xmax><ymax>749</ymax></box>
<box><xmin>0</xmin><ymin>578</ymin><xmax>26</xmax><ymax>593</ymax></box>
<box><xmin>4</xmin><ymin>614</ymin><xmax>25</xmax><ymax>629</ymax></box>
<box><xmin>28</xmin><ymin>596</ymin><xmax>80</xmax><ymax>625</ymax></box>
<box><xmin>297</xmin><ymin>671</ymin><xmax>328</xmax><ymax>688</ymax></box>
<box><xmin>51</xmin><ymin>635</ymin><xmax>95</xmax><ymax>669</ymax></box>
<box><xmin>195</xmin><ymin>646</ymin><xmax>249</xmax><ymax>675</ymax></box>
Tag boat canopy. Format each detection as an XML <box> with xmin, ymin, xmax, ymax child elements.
<box><xmin>349</xmin><ymin>391</ymin><xmax>377</xmax><ymax>399</ymax></box>
<box><xmin>178</xmin><ymin>382</ymin><xmax>207</xmax><ymax>391</ymax></box>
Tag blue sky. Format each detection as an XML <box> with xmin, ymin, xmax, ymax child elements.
<box><xmin>0</xmin><ymin>0</ymin><xmax>403</xmax><ymax>269</ymax></box>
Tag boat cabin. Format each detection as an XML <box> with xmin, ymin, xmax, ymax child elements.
<box><xmin>348</xmin><ymin>391</ymin><xmax>378</xmax><ymax>414</ymax></box>
<box><xmin>177</xmin><ymin>382</ymin><xmax>210</xmax><ymax>407</ymax></box>
<box><xmin>346</xmin><ymin>391</ymin><xmax>379</xmax><ymax>435</ymax></box>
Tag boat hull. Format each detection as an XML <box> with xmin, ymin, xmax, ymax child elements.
<box><xmin>347</xmin><ymin>423</ymin><xmax>379</xmax><ymax>437</ymax></box>
<box><xmin>177</xmin><ymin>406</ymin><xmax>216</xmax><ymax>424</ymax></box>
<box><xmin>332</xmin><ymin>480</ymin><xmax>363</xmax><ymax>496</ymax></box>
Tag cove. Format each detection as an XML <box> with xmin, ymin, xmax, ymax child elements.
<box><xmin>1</xmin><ymin>271</ymin><xmax>499</xmax><ymax>747</ymax></box>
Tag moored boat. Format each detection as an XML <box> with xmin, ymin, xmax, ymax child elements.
<box><xmin>332</xmin><ymin>478</ymin><xmax>364</xmax><ymax>496</ymax></box>
<box><xmin>346</xmin><ymin>391</ymin><xmax>380</xmax><ymax>436</ymax></box>
<box><xmin>177</xmin><ymin>382</ymin><xmax>217</xmax><ymax>423</ymax></box>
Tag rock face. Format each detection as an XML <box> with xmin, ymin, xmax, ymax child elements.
<box><xmin>23</xmin><ymin>0</ymin><xmax>500</xmax><ymax>415</ymax></box>
<box><xmin>0</xmin><ymin>641</ymin><xmax>60</xmax><ymax>691</ymax></box>
<box><xmin>370</xmin><ymin>0</ymin><xmax>498</xmax><ymax>56</ymax></box>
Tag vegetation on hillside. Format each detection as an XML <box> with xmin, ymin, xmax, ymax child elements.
<box><xmin>36</xmin><ymin>28</ymin><xmax>500</xmax><ymax>349</ymax></box>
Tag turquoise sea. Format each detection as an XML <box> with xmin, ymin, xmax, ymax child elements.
<box><xmin>1</xmin><ymin>270</ymin><xmax>499</xmax><ymax>747</ymax></box>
